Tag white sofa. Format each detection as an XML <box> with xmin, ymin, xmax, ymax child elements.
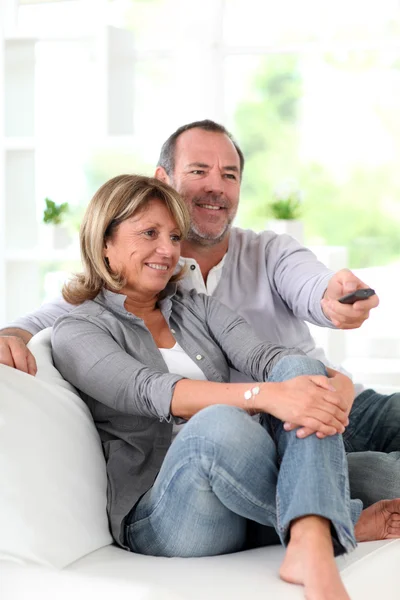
<box><xmin>1</xmin><ymin>329</ymin><xmax>399</xmax><ymax>600</ymax></box>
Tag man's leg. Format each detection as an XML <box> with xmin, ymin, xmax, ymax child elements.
<box><xmin>344</xmin><ymin>390</ymin><xmax>400</xmax><ymax>506</ymax></box>
<box><xmin>125</xmin><ymin>404</ymin><xmax>280</xmax><ymax>557</ymax></box>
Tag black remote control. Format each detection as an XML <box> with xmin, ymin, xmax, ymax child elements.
<box><xmin>338</xmin><ymin>288</ymin><xmax>376</xmax><ymax>304</ymax></box>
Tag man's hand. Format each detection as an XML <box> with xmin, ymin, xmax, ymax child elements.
<box><xmin>321</xmin><ymin>268</ymin><xmax>379</xmax><ymax>329</ymax></box>
<box><xmin>284</xmin><ymin>368</ymin><xmax>354</xmax><ymax>439</ymax></box>
<box><xmin>262</xmin><ymin>375</ymin><xmax>349</xmax><ymax>438</ymax></box>
<box><xmin>0</xmin><ymin>336</ymin><xmax>37</xmax><ymax>375</ymax></box>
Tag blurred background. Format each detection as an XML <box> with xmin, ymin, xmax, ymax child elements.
<box><xmin>1</xmin><ymin>0</ymin><xmax>399</xmax><ymax>386</ymax></box>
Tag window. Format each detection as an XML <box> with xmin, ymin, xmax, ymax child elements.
<box><xmin>2</xmin><ymin>0</ymin><xmax>400</xmax><ymax>325</ymax></box>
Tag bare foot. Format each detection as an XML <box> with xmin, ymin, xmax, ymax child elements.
<box><xmin>279</xmin><ymin>516</ymin><xmax>350</xmax><ymax>600</ymax></box>
<box><xmin>355</xmin><ymin>498</ymin><xmax>400</xmax><ymax>542</ymax></box>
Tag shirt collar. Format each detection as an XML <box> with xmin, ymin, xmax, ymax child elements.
<box><xmin>97</xmin><ymin>282</ymin><xmax>179</xmax><ymax>316</ymax></box>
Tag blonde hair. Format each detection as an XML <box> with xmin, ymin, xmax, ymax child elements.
<box><xmin>63</xmin><ymin>174</ymin><xmax>190</xmax><ymax>304</ymax></box>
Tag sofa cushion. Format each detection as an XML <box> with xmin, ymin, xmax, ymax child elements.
<box><xmin>0</xmin><ymin>328</ymin><xmax>112</xmax><ymax>569</ymax></box>
<box><xmin>67</xmin><ymin>539</ymin><xmax>400</xmax><ymax>600</ymax></box>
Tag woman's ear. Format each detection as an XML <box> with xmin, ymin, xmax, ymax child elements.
<box><xmin>103</xmin><ymin>242</ymin><xmax>110</xmax><ymax>267</ymax></box>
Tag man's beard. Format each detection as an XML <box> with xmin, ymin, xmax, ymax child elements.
<box><xmin>187</xmin><ymin>194</ymin><xmax>236</xmax><ymax>247</ymax></box>
<box><xmin>187</xmin><ymin>219</ymin><xmax>232</xmax><ymax>246</ymax></box>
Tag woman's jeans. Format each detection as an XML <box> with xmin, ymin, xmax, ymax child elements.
<box><xmin>125</xmin><ymin>356</ymin><xmax>361</xmax><ymax>557</ymax></box>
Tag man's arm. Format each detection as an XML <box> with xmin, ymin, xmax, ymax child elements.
<box><xmin>0</xmin><ymin>328</ymin><xmax>36</xmax><ymax>375</ymax></box>
<box><xmin>269</xmin><ymin>235</ymin><xmax>378</xmax><ymax>330</ymax></box>
<box><xmin>321</xmin><ymin>268</ymin><xmax>379</xmax><ymax>329</ymax></box>
<box><xmin>0</xmin><ymin>327</ymin><xmax>33</xmax><ymax>344</ymax></box>
<box><xmin>0</xmin><ymin>295</ymin><xmax>74</xmax><ymax>374</ymax></box>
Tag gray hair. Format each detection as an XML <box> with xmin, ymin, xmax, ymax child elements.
<box><xmin>157</xmin><ymin>119</ymin><xmax>245</xmax><ymax>178</ymax></box>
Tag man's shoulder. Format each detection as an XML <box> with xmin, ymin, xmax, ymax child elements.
<box><xmin>230</xmin><ymin>226</ymin><xmax>308</xmax><ymax>255</ymax></box>
<box><xmin>228</xmin><ymin>226</ymin><xmax>287</xmax><ymax>260</ymax></box>
<box><xmin>230</xmin><ymin>226</ymin><xmax>278</xmax><ymax>248</ymax></box>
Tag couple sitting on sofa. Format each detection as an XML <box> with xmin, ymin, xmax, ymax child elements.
<box><xmin>1</xmin><ymin>121</ymin><xmax>400</xmax><ymax>600</ymax></box>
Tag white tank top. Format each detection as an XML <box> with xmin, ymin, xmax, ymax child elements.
<box><xmin>159</xmin><ymin>342</ymin><xmax>207</xmax><ymax>441</ymax></box>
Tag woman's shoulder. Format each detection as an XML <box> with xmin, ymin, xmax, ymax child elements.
<box><xmin>63</xmin><ymin>297</ymin><xmax>106</xmax><ymax>319</ymax></box>
<box><xmin>53</xmin><ymin>294</ymin><xmax>115</xmax><ymax>335</ymax></box>
<box><xmin>172</xmin><ymin>285</ymin><xmax>227</xmax><ymax>318</ymax></box>
<box><xmin>173</xmin><ymin>285</ymin><xmax>208</xmax><ymax>306</ymax></box>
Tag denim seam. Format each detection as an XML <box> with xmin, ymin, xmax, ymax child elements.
<box><xmin>183</xmin><ymin>434</ymin><xmax>277</xmax><ymax>518</ymax></box>
<box><xmin>128</xmin><ymin>435</ymin><xmax>277</xmax><ymax>531</ymax></box>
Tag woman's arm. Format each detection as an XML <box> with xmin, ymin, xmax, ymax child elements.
<box><xmin>52</xmin><ymin>311</ymin><xmax>348</xmax><ymax>435</ymax></box>
<box><xmin>52</xmin><ymin>313</ymin><xmax>183</xmax><ymax>421</ymax></box>
<box><xmin>189</xmin><ymin>291</ymin><xmax>299</xmax><ymax>380</ymax></box>
<box><xmin>171</xmin><ymin>375</ymin><xmax>349</xmax><ymax>437</ymax></box>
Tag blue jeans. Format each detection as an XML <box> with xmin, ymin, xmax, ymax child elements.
<box><xmin>345</xmin><ymin>389</ymin><xmax>400</xmax><ymax>505</ymax></box>
<box><xmin>125</xmin><ymin>356</ymin><xmax>361</xmax><ymax>557</ymax></box>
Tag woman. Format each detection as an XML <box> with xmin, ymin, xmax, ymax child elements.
<box><xmin>52</xmin><ymin>174</ymin><xmax>391</xmax><ymax>600</ymax></box>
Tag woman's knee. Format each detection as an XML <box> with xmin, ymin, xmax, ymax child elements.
<box><xmin>270</xmin><ymin>354</ymin><xmax>327</xmax><ymax>382</ymax></box>
<box><xmin>181</xmin><ymin>405</ymin><xmax>254</xmax><ymax>443</ymax></box>
<box><xmin>176</xmin><ymin>404</ymin><xmax>276</xmax><ymax>461</ymax></box>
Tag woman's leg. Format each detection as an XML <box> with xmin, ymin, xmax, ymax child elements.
<box><xmin>267</xmin><ymin>355</ymin><xmax>361</xmax><ymax>553</ymax></box>
<box><xmin>267</xmin><ymin>355</ymin><xmax>358</xmax><ymax>600</ymax></box>
<box><xmin>125</xmin><ymin>404</ymin><xmax>280</xmax><ymax>557</ymax></box>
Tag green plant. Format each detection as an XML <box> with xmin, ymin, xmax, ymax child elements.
<box><xmin>43</xmin><ymin>198</ymin><xmax>69</xmax><ymax>225</ymax></box>
<box><xmin>268</xmin><ymin>181</ymin><xmax>303</xmax><ymax>220</ymax></box>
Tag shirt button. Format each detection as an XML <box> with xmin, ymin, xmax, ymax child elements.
<box><xmin>171</xmin><ymin>329</ymin><xmax>176</xmax><ymax>334</ymax></box>
<box><xmin>196</xmin><ymin>354</ymin><xmax>203</xmax><ymax>360</ymax></box>
<box><xmin>190</xmin><ymin>265</ymin><xmax>196</xmax><ymax>270</ymax></box>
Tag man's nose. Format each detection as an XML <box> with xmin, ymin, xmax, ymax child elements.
<box><xmin>203</xmin><ymin>170</ymin><xmax>223</xmax><ymax>195</ymax></box>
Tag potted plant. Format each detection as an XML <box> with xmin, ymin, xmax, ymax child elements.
<box><xmin>266</xmin><ymin>180</ymin><xmax>304</xmax><ymax>244</ymax></box>
<box><xmin>42</xmin><ymin>198</ymin><xmax>71</xmax><ymax>249</ymax></box>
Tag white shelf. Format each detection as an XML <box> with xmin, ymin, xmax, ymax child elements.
<box><xmin>4</xmin><ymin>137</ymin><xmax>36</xmax><ymax>151</ymax></box>
<box><xmin>343</xmin><ymin>358</ymin><xmax>400</xmax><ymax>388</ymax></box>
<box><xmin>1</xmin><ymin>26</ymin><xmax>135</xmax><ymax>325</ymax></box>
<box><xmin>6</xmin><ymin>248</ymin><xmax>81</xmax><ymax>262</ymax></box>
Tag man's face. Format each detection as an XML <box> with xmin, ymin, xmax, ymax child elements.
<box><xmin>168</xmin><ymin>128</ymin><xmax>241</xmax><ymax>246</ymax></box>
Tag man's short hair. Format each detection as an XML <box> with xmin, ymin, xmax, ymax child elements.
<box><xmin>157</xmin><ymin>119</ymin><xmax>245</xmax><ymax>178</ymax></box>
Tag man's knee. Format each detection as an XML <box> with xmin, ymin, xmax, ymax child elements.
<box><xmin>348</xmin><ymin>451</ymin><xmax>400</xmax><ymax>506</ymax></box>
<box><xmin>383</xmin><ymin>392</ymin><xmax>400</xmax><ymax>418</ymax></box>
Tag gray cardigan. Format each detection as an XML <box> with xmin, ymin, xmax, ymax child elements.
<box><xmin>51</xmin><ymin>285</ymin><xmax>302</xmax><ymax>547</ymax></box>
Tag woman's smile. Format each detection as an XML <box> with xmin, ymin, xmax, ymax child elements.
<box><xmin>104</xmin><ymin>198</ymin><xmax>182</xmax><ymax>298</ymax></box>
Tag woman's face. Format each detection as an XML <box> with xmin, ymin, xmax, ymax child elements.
<box><xmin>104</xmin><ymin>198</ymin><xmax>182</xmax><ymax>299</ymax></box>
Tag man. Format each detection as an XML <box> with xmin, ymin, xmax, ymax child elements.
<box><xmin>1</xmin><ymin>119</ymin><xmax>399</xmax><ymax>506</ymax></box>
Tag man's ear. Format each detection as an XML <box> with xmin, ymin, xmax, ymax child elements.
<box><xmin>154</xmin><ymin>166</ymin><xmax>170</xmax><ymax>184</ymax></box>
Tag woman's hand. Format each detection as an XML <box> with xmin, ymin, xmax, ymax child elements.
<box><xmin>261</xmin><ymin>374</ymin><xmax>349</xmax><ymax>438</ymax></box>
<box><xmin>283</xmin><ymin>369</ymin><xmax>354</xmax><ymax>439</ymax></box>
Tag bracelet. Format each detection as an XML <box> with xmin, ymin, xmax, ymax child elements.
<box><xmin>244</xmin><ymin>385</ymin><xmax>260</xmax><ymax>416</ymax></box>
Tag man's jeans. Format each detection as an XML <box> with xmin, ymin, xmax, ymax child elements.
<box><xmin>125</xmin><ymin>356</ymin><xmax>360</xmax><ymax>558</ymax></box>
<box><xmin>345</xmin><ymin>389</ymin><xmax>400</xmax><ymax>505</ymax></box>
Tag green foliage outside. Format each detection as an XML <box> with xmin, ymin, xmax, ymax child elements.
<box><xmin>268</xmin><ymin>179</ymin><xmax>303</xmax><ymax>220</ymax></box>
<box><xmin>43</xmin><ymin>198</ymin><xmax>69</xmax><ymax>226</ymax></box>
<box><xmin>234</xmin><ymin>55</ymin><xmax>400</xmax><ymax>268</ymax></box>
